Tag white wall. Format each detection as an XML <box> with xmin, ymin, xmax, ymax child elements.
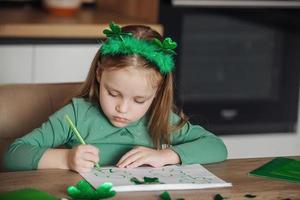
<box><xmin>221</xmin><ymin>93</ymin><xmax>300</xmax><ymax>158</ymax></box>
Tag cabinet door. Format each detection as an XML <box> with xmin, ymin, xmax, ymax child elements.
<box><xmin>0</xmin><ymin>45</ymin><xmax>33</xmax><ymax>84</ymax></box>
<box><xmin>34</xmin><ymin>44</ymin><xmax>99</xmax><ymax>83</ymax></box>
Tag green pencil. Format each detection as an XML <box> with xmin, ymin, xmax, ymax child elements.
<box><xmin>65</xmin><ymin>114</ymin><xmax>101</xmax><ymax>170</ymax></box>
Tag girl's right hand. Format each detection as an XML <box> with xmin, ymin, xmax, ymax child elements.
<box><xmin>67</xmin><ymin>144</ymin><xmax>99</xmax><ymax>173</ymax></box>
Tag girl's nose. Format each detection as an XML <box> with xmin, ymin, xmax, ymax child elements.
<box><xmin>116</xmin><ymin>101</ymin><xmax>128</xmax><ymax>114</ymax></box>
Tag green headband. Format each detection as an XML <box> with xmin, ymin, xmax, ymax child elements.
<box><xmin>100</xmin><ymin>22</ymin><xmax>177</xmax><ymax>74</ymax></box>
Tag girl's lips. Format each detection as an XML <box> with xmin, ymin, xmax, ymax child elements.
<box><xmin>113</xmin><ymin>116</ymin><xmax>129</xmax><ymax>123</ymax></box>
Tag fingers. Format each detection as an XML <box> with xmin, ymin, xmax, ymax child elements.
<box><xmin>117</xmin><ymin>146</ymin><xmax>155</xmax><ymax>168</ymax></box>
<box><xmin>80</xmin><ymin>160</ymin><xmax>95</xmax><ymax>169</ymax></box>
<box><xmin>83</xmin><ymin>152</ymin><xmax>99</xmax><ymax>163</ymax></box>
<box><xmin>82</xmin><ymin>144</ymin><xmax>99</xmax><ymax>156</ymax></box>
<box><xmin>116</xmin><ymin>147</ymin><xmax>171</xmax><ymax>169</ymax></box>
<box><xmin>75</xmin><ymin>160</ymin><xmax>96</xmax><ymax>173</ymax></box>
<box><xmin>68</xmin><ymin>144</ymin><xmax>100</xmax><ymax>173</ymax></box>
<box><xmin>117</xmin><ymin>151</ymin><xmax>143</xmax><ymax>168</ymax></box>
<box><xmin>70</xmin><ymin>159</ymin><xmax>96</xmax><ymax>173</ymax></box>
<box><xmin>116</xmin><ymin>148</ymin><xmax>140</xmax><ymax>166</ymax></box>
<box><xmin>82</xmin><ymin>145</ymin><xmax>100</xmax><ymax>166</ymax></box>
<box><xmin>122</xmin><ymin>157</ymin><xmax>146</xmax><ymax>169</ymax></box>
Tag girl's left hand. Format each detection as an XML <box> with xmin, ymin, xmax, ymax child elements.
<box><xmin>116</xmin><ymin>146</ymin><xmax>180</xmax><ymax>168</ymax></box>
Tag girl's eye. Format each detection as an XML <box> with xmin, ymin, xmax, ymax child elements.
<box><xmin>135</xmin><ymin>100</ymin><xmax>145</xmax><ymax>104</ymax></box>
<box><xmin>108</xmin><ymin>91</ymin><xmax>118</xmax><ymax>97</ymax></box>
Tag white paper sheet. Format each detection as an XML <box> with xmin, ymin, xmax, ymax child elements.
<box><xmin>80</xmin><ymin>164</ymin><xmax>232</xmax><ymax>192</ymax></box>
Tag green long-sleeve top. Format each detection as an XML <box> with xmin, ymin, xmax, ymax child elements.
<box><xmin>4</xmin><ymin>98</ymin><xmax>227</xmax><ymax>171</ymax></box>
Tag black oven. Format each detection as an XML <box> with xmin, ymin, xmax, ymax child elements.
<box><xmin>159</xmin><ymin>0</ymin><xmax>300</xmax><ymax>134</ymax></box>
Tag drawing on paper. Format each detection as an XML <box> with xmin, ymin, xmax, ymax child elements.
<box><xmin>93</xmin><ymin>168</ymin><xmax>134</xmax><ymax>179</ymax></box>
<box><xmin>80</xmin><ymin>164</ymin><xmax>232</xmax><ymax>191</ymax></box>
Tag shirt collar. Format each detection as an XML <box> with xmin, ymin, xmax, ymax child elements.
<box><xmin>125</xmin><ymin>117</ymin><xmax>148</xmax><ymax>136</ymax></box>
<box><xmin>97</xmin><ymin>107</ymin><xmax>147</xmax><ymax>136</ymax></box>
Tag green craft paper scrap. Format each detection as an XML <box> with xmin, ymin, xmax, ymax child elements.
<box><xmin>143</xmin><ymin>176</ymin><xmax>160</xmax><ymax>183</ymax></box>
<box><xmin>249</xmin><ymin>157</ymin><xmax>300</xmax><ymax>183</ymax></box>
<box><xmin>0</xmin><ymin>188</ymin><xmax>59</xmax><ymax>200</ymax></box>
<box><xmin>271</xmin><ymin>159</ymin><xmax>300</xmax><ymax>178</ymax></box>
<box><xmin>130</xmin><ymin>177</ymin><xmax>144</xmax><ymax>185</ymax></box>
<box><xmin>244</xmin><ymin>194</ymin><xmax>257</xmax><ymax>198</ymax></box>
<box><xmin>160</xmin><ymin>191</ymin><xmax>171</xmax><ymax>200</ymax></box>
<box><xmin>214</xmin><ymin>194</ymin><xmax>227</xmax><ymax>200</ymax></box>
<box><xmin>159</xmin><ymin>191</ymin><xmax>185</xmax><ymax>200</ymax></box>
<box><xmin>130</xmin><ymin>176</ymin><xmax>161</xmax><ymax>185</ymax></box>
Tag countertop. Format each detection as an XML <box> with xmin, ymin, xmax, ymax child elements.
<box><xmin>0</xmin><ymin>7</ymin><xmax>162</xmax><ymax>39</ymax></box>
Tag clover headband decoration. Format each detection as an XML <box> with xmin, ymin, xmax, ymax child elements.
<box><xmin>100</xmin><ymin>22</ymin><xmax>177</xmax><ymax>74</ymax></box>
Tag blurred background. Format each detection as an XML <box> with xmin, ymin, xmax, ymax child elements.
<box><xmin>0</xmin><ymin>0</ymin><xmax>299</xmax><ymax>159</ymax></box>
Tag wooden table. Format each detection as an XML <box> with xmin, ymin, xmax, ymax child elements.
<box><xmin>0</xmin><ymin>157</ymin><xmax>299</xmax><ymax>200</ymax></box>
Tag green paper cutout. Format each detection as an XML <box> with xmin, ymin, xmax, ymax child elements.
<box><xmin>159</xmin><ymin>191</ymin><xmax>185</xmax><ymax>200</ymax></box>
<box><xmin>143</xmin><ymin>176</ymin><xmax>160</xmax><ymax>183</ymax></box>
<box><xmin>249</xmin><ymin>157</ymin><xmax>300</xmax><ymax>183</ymax></box>
<box><xmin>244</xmin><ymin>194</ymin><xmax>257</xmax><ymax>198</ymax></box>
<box><xmin>160</xmin><ymin>191</ymin><xmax>171</xmax><ymax>200</ymax></box>
<box><xmin>67</xmin><ymin>180</ymin><xmax>116</xmax><ymax>200</ymax></box>
<box><xmin>214</xmin><ymin>194</ymin><xmax>225</xmax><ymax>200</ymax></box>
<box><xmin>130</xmin><ymin>176</ymin><xmax>161</xmax><ymax>185</ymax></box>
<box><xmin>130</xmin><ymin>177</ymin><xmax>144</xmax><ymax>185</ymax></box>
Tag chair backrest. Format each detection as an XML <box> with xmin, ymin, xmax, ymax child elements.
<box><xmin>0</xmin><ymin>83</ymin><xmax>81</xmax><ymax>171</ymax></box>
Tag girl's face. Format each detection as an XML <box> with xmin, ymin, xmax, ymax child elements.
<box><xmin>97</xmin><ymin>66</ymin><xmax>160</xmax><ymax>128</ymax></box>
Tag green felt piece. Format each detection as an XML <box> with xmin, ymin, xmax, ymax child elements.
<box><xmin>67</xmin><ymin>180</ymin><xmax>116</xmax><ymax>200</ymax></box>
<box><xmin>130</xmin><ymin>177</ymin><xmax>144</xmax><ymax>185</ymax></box>
<box><xmin>249</xmin><ymin>157</ymin><xmax>300</xmax><ymax>183</ymax></box>
<box><xmin>130</xmin><ymin>176</ymin><xmax>161</xmax><ymax>185</ymax></box>
<box><xmin>244</xmin><ymin>194</ymin><xmax>257</xmax><ymax>198</ymax></box>
<box><xmin>160</xmin><ymin>191</ymin><xmax>171</xmax><ymax>200</ymax></box>
<box><xmin>95</xmin><ymin>182</ymin><xmax>116</xmax><ymax>199</ymax></box>
<box><xmin>214</xmin><ymin>194</ymin><xmax>225</xmax><ymax>200</ymax></box>
<box><xmin>143</xmin><ymin>176</ymin><xmax>160</xmax><ymax>183</ymax></box>
<box><xmin>0</xmin><ymin>188</ymin><xmax>59</xmax><ymax>200</ymax></box>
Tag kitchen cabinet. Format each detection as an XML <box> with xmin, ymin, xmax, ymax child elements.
<box><xmin>0</xmin><ymin>45</ymin><xmax>33</xmax><ymax>84</ymax></box>
<box><xmin>0</xmin><ymin>44</ymin><xmax>99</xmax><ymax>84</ymax></box>
<box><xmin>34</xmin><ymin>44</ymin><xmax>98</xmax><ymax>83</ymax></box>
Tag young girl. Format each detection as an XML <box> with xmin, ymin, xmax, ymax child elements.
<box><xmin>4</xmin><ymin>22</ymin><xmax>227</xmax><ymax>172</ymax></box>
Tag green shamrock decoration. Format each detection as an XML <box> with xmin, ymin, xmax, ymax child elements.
<box><xmin>103</xmin><ymin>21</ymin><xmax>132</xmax><ymax>41</ymax></box>
<box><xmin>130</xmin><ymin>176</ymin><xmax>161</xmax><ymax>184</ymax></box>
<box><xmin>152</xmin><ymin>37</ymin><xmax>177</xmax><ymax>55</ymax></box>
<box><xmin>67</xmin><ymin>180</ymin><xmax>116</xmax><ymax>200</ymax></box>
<box><xmin>100</xmin><ymin>21</ymin><xmax>177</xmax><ymax>74</ymax></box>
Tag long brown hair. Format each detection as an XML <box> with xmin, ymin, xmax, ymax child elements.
<box><xmin>77</xmin><ymin>25</ymin><xmax>188</xmax><ymax>148</ymax></box>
